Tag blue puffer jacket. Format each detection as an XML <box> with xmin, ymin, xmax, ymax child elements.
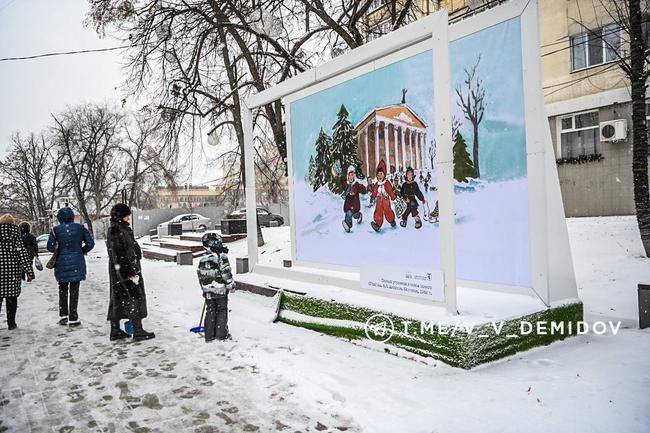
<box><xmin>47</xmin><ymin>207</ymin><xmax>95</xmax><ymax>283</ymax></box>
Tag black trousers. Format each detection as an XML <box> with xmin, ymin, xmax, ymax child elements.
<box><xmin>0</xmin><ymin>297</ymin><xmax>17</xmax><ymax>328</ymax></box>
<box><xmin>59</xmin><ymin>282</ymin><xmax>80</xmax><ymax>321</ymax></box>
<box><xmin>204</xmin><ymin>294</ymin><xmax>229</xmax><ymax>342</ymax></box>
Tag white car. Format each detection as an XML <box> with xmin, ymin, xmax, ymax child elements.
<box><xmin>166</xmin><ymin>213</ymin><xmax>213</xmax><ymax>232</ymax></box>
<box><xmin>37</xmin><ymin>234</ymin><xmax>50</xmax><ymax>253</ymax></box>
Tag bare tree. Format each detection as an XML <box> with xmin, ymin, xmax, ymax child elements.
<box><xmin>571</xmin><ymin>0</ymin><xmax>650</xmax><ymax>255</ymax></box>
<box><xmin>0</xmin><ymin>132</ymin><xmax>69</xmax><ymax>232</ymax></box>
<box><xmin>51</xmin><ymin>104</ymin><xmax>128</xmax><ymax>234</ymax></box>
<box><xmin>85</xmin><ymin>0</ymin><xmax>434</xmax><ymax>206</ymax></box>
<box><xmin>455</xmin><ymin>55</ymin><xmax>486</xmax><ymax>178</ymax></box>
<box><xmin>122</xmin><ymin>109</ymin><xmax>181</xmax><ymax>208</ymax></box>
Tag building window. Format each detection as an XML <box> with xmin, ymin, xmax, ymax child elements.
<box><xmin>559</xmin><ymin>111</ymin><xmax>600</xmax><ymax>158</ymax></box>
<box><xmin>368</xmin><ymin>20</ymin><xmax>392</xmax><ymax>41</ymax></box>
<box><xmin>570</xmin><ymin>24</ymin><xmax>621</xmax><ymax>71</ymax></box>
<box><xmin>370</xmin><ymin>0</ymin><xmax>389</xmax><ymax>11</ymax></box>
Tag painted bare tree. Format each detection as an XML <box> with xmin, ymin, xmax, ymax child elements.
<box><xmin>570</xmin><ymin>0</ymin><xmax>650</xmax><ymax>255</ymax></box>
<box><xmin>455</xmin><ymin>55</ymin><xmax>486</xmax><ymax>179</ymax></box>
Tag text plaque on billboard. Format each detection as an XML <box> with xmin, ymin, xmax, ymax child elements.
<box><xmin>361</xmin><ymin>266</ymin><xmax>444</xmax><ymax>302</ymax></box>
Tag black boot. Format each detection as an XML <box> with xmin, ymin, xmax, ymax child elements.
<box><xmin>110</xmin><ymin>321</ymin><xmax>129</xmax><ymax>341</ymax></box>
<box><xmin>132</xmin><ymin>319</ymin><xmax>155</xmax><ymax>341</ymax></box>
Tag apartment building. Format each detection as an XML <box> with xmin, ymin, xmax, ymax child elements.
<box><xmin>155</xmin><ymin>184</ymin><xmax>224</xmax><ymax>209</ymax></box>
<box><xmin>366</xmin><ymin>0</ymin><xmax>646</xmax><ymax>217</ymax></box>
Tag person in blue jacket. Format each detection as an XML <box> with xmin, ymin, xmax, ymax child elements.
<box><xmin>47</xmin><ymin>206</ymin><xmax>95</xmax><ymax>326</ymax></box>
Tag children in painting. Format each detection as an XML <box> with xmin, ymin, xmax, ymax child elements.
<box><xmin>400</xmin><ymin>167</ymin><xmax>426</xmax><ymax>229</ymax></box>
<box><xmin>370</xmin><ymin>160</ymin><xmax>397</xmax><ymax>232</ymax></box>
<box><xmin>197</xmin><ymin>233</ymin><xmax>235</xmax><ymax>342</ymax></box>
<box><xmin>341</xmin><ymin>165</ymin><xmax>367</xmax><ymax>233</ymax></box>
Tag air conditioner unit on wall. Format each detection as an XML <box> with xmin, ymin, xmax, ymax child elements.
<box><xmin>600</xmin><ymin>119</ymin><xmax>628</xmax><ymax>142</ymax></box>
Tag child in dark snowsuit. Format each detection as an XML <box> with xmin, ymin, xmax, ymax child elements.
<box><xmin>197</xmin><ymin>233</ymin><xmax>235</xmax><ymax>342</ymax></box>
<box><xmin>400</xmin><ymin>167</ymin><xmax>426</xmax><ymax>229</ymax></box>
<box><xmin>341</xmin><ymin>165</ymin><xmax>367</xmax><ymax>233</ymax></box>
<box><xmin>370</xmin><ymin>160</ymin><xmax>397</xmax><ymax>232</ymax></box>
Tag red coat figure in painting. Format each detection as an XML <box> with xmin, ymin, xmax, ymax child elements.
<box><xmin>370</xmin><ymin>160</ymin><xmax>397</xmax><ymax>232</ymax></box>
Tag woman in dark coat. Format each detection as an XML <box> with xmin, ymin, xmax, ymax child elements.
<box><xmin>18</xmin><ymin>222</ymin><xmax>38</xmax><ymax>262</ymax></box>
<box><xmin>106</xmin><ymin>203</ymin><xmax>155</xmax><ymax>342</ymax></box>
<box><xmin>47</xmin><ymin>207</ymin><xmax>95</xmax><ymax>326</ymax></box>
<box><xmin>0</xmin><ymin>214</ymin><xmax>35</xmax><ymax>330</ymax></box>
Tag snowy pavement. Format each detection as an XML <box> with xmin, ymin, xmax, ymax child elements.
<box><xmin>1</xmin><ymin>218</ymin><xmax>650</xmax><ymax>433</ymax></box>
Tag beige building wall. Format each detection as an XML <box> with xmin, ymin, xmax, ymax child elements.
<box><xmin>155</xmin><ymin>186</ymin><xmax>224</xmax><ymax>209</ymax></box>
<box><xmin>541</xmin><ymin>0</ymin><xmax>638</xmax><ymax>217</ymax></box>
<box><xmin>367</xmin><ymin>0</ymin><xmax>640</xmax><ymax>217</ymax></box>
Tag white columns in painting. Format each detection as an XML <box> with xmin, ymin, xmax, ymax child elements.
<box><xmin>393</xmin><ymin>127</ymin><xmax>399</xmax><ymax>172</ymax></box>
<box><xmin>400</xmin><ymin>128</ymin><xmax>406</xmax><ymax>169</ymax></box>
<box><xmin>374</xmin><ymin>121</ymin><xmax>380</xmax><ymax>170</ymax></box>
<box><xmin>414</xmin><ymin>131</ymin><xmax>419</xmax><ymax>170</ymax></box>
<box><xmin>422</xmin><ymin>132</ymin><xmax>427</xmax><ymax>167</ymax></box>
<box><xmin>383</xmin><ymin>122</ymin><xmax>390</xmax><ymax>172</ymax></box>
<box><xmin>417</xmin><ymin>132</ymin><xmax>422</xmax><ymax>170</ymax></box>
<box><xmin>364</xmin><ymin>126</ymin><xmax>370</xmax><ymax>176</ymax></box>
<box><xmin>409</xmin><ymin>130</ymin><xmax>415</xmax><ymax>169</ymax></box>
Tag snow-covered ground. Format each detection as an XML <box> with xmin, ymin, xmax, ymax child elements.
<box><xmin>1</xmin><ymin>217</ymin><xmax>649</xmax><ymax>432</ymax></box>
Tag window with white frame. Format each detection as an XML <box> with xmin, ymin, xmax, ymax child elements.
<box><xmin>570</xmin><ymin>24</ymin><xmax>621</xmax><ymax>71</ymax></box>
<box><xmin>559</xmin><ymin>111</ymin><xmax>600</xmax><ymax>159</ymax></box>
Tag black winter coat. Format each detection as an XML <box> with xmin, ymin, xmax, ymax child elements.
<box><xmin>400</xmin><ymin>181</ymin><xmax>425</xmax><ymax>208</ymax></box>
<box><xmin>106</xmin><ymin>219</ymin><xmax>148</xmax><ymax>321</ymax></box>
<box><xmin>20</xmin><ymin>231</ymin><xmax>38</xmax><ymax>260</ymax></box>
<box><xmin>0</xmin><ymin>223</ymin><xmax>35</xmax><ymax>297</ymax></box>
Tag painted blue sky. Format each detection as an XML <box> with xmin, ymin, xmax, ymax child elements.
<box><xmin>450</xmin><ymin>17</ymin><xmax>527</xmax><ymax>181</ymax></box>
<box><xmin>290</xmin><ymin>16</ymin><xmax>526</xmax><ymax>182</ymax></box>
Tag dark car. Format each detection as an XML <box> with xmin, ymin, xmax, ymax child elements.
<box><xmin>227</xmin><ymin>207</ymin><xmax>284</xmax><ymax>227</ymax></box>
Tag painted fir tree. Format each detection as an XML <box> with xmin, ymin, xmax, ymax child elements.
<box><xmin>308</xmin><ymin>128</ymin><xmax>332</xmax><ymax>191</ymax></box>
<box><xmin>453</xmin><ymin>132</ymin><xmax>476</xmax><ymax>183</ymax></box>
<box><xmin>328</xmin><ymin>104</ymin><xmax>364</xmax><ymax>194</ymax></box>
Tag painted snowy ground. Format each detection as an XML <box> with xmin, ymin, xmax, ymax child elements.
<box><xmin>1</xmin><ymin>217</ymin><xmax>649</xmax><ymax>433</ymax></box>
<box><xmin>294</xmin><ymin>178</ymin><xmax>530</xmax><ymax>287</ymax></box>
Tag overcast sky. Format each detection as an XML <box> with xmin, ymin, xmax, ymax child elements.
<box><xmin>0</xmin><ymin>0</ymin><xmax>221</xmax><ymax>183</ymax></box>
<box><xmin>0</xmin><ymin>0</ymin><xmax>123</xmax><ymax>155</ymax></box>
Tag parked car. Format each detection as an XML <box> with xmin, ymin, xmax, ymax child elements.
<box><xmin>37</xmin><ymin>234</ymin><xmax>49</xmax><ymax>253</ymax></box>
<box><xmin>164</xmin><ymin>213</ymin><xmax>213</xmax><ymax>232</ymax></box>
<box><xmin>227</xmin><ymin>207</ymin><xmax>284</xmax><ymax>227</ymax></box>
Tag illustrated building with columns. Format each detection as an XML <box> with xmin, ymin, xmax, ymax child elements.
<box><xmin>354</xmin><ymin>104</ymin><xmax>428</xmax><ymax>177</ymax></box>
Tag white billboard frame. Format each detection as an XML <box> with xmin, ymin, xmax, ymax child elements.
<box><xmin>242</xmin><ymin>0</ymin><xmax>578</xmax><ymax>313</ymax></box>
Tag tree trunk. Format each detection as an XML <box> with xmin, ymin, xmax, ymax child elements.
<box><xmin>472</xmin><ymin>122</ymin><xmax>480</xmax><ymax>178</ymax></box>
<box><xmin>629</xmin><ymin>0</ymin><xmax>650</xmax><ymax>256</ymax></box>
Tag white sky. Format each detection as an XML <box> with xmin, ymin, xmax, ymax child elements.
<box><xmin>0</xmin><ymin>0</ymin><xmax>124</xmax><ymax>155</ymax></box>
<box><xmin>0</xmin><ymin>0</ymin><xmax>221</xmax><ymax>183</ymax></box>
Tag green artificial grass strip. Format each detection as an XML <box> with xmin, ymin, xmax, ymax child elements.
<box><xmin>279</xmin><ymin>293</ymin><xmax>584</xmax><ymax>369</ymax></box>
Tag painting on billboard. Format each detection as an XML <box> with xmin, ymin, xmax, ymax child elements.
<box><xmin>289</xmin><ymin>16</ymin><xmax>530</xmax><ymax>287</ymax></box>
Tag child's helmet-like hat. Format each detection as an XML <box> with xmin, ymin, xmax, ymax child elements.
<box><xmin>202</xmin><ymin>232</ymin><xmax>224</xmax><ymax>251</ymax></box>
<box><xmin>376</xmin><ymin>159</ymin><xmax>386</xmax><ymax>174</ymax></box>
<box><xmin>347</xmin><ymin>165</ymin><xmax>356</xmax><ymax>174</ymax></box>
<box><xmin>405</xmin><ymin>166</ymin><xmax>414</xmax><ymax>176</ymax></box>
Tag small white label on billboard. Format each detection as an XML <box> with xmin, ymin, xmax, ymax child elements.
<box><xmin>360</xmin><ymin>266</ymin><xmax>444</xmax><ymax>302</ymax></box>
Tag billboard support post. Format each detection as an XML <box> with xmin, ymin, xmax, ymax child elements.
<box><xmin>242</xmin><ymin>103</ymin><xmax>259</xmax><ymax>270</ymax></box>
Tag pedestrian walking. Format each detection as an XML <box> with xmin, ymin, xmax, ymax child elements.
<box><xmin>0</xmin><ymin>214</ymin><xmax>35</xmax><ymax>330</ymax></box>
<box><xmin>47</xmin><ymin>207</ymin><xmax>95</xmax><ymax>327</ymax></box>
<box><xmin>106</xmin><ymin>203</ymin><xmax>155</xmax><ymax>342</ymax></box>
